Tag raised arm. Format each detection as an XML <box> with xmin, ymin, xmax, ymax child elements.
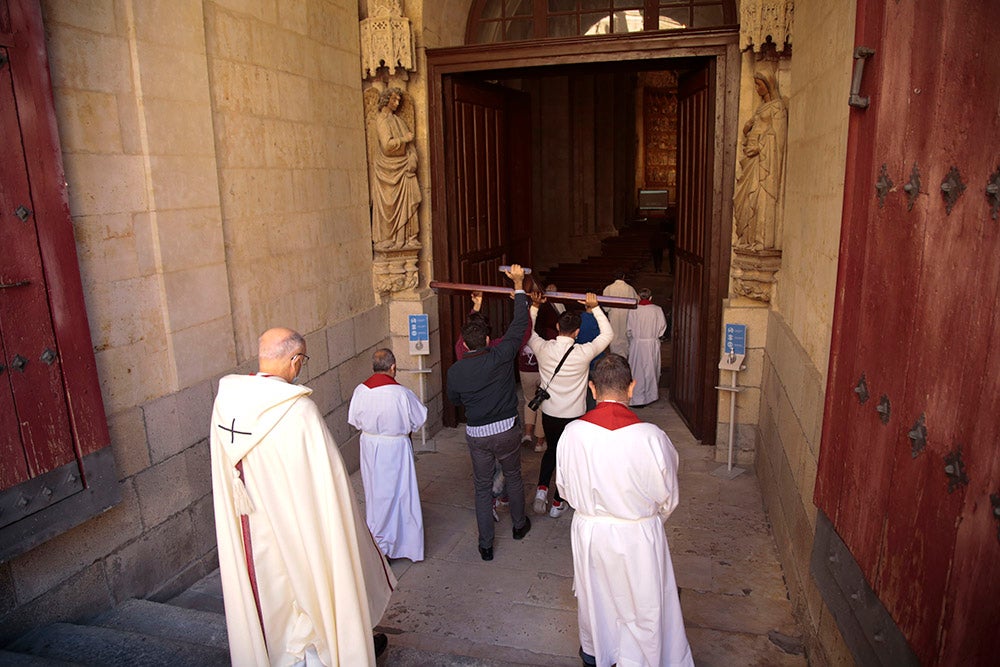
<box><xmin>579</xmin><ymin>293</ymin><xmax>613</xmax><ymax>357</ymax></box>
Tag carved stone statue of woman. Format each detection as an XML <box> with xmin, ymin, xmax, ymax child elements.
<box><xmin>372</xmin><ymin>87</ymin><xmax>421</xmax><ymax>250</ymax></box>
<box><xmin>733</xmin><ymin>71</ymin><xmax>787</xmax><ymax>252</ymax></box>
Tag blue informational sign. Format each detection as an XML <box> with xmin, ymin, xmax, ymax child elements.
<box><xmin>408</xmin><ymin>314</ymin><xmax>430</xmax><ymax>355</ymax></box>
<box><xmin>724</xmin><ymin>323</ymin><xmax>747</xmax><ymax>355</ymax></box>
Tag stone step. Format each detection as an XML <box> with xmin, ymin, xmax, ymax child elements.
<box><xmin>91</xmin><ymin>599</ymin><xmax>228</xmax><ymax>650</ymax></box>
<box><xmin>5</xmin><ymin>622</ymin><xmax>229</xmax><ymax>667</ymax></box>
<box><xmin>0</xmin><ymin>650</ymin><xmax>82</xmax><ymax>666</ymax></box>
<box><xmin>166</xmin><ymin>570</ymin><xmax>225</xmax><ymax>615</ymax></box>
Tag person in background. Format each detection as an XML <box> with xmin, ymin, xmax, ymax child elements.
<box><xmin>518</xmin><ymin>275</ymin><xmax>546</xmax><ymax>453</ymax></box>
<box><xmin>601</xmin><ymin>270</ymin><xmax>638</xmax><ymax>357</ymax></box>
<box><xmin>626</xmin><ymin>288</ymin><xmax>668</xmax><ymax>408</ymax></box>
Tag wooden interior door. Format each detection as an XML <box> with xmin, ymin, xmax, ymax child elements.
<box><xmin>815</xmin><ymin>0</ymin><xmax>1000</xmax><ymax>663</ymax></box>
<box><xmin>437</xmin><ymin>78</ymin><xmax>531</xmax><ymax>427</ymax></box>
<box><xmin>671</xmin><ymin>60</ymin><xmax>717</xmax><ymax>441</ymax></box>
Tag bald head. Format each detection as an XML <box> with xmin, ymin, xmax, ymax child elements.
<box><xmin>258</xmin><ymin>327</ymin><xmax>307</xmax><ymax>382</ymax></box>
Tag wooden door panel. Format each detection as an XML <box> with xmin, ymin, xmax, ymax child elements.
<box><xmin>671</xmin><ymin>63</ymin><xmax>712</xmax><ymax>439</ymax></box>
<box><xmin>878</xmin><ymin>3</ymin><xmax>1000</xmax><ymax>659</ymax></box>
<box><xmin>817</xmin><ymin>0</ymin><xmax>1000</xmax><ymax>662</ymax></box>
<box><xmin>0</xmin><ymin>40</ymin><xmax>75</xmax><ymax>485</ymax></box>
<box><xmin>0</xmin><ymin>0</ymin><xmax>116</xmax><ymax>559</ymax></box>
<box><xmin>670</xmin><ymin>259</ymin><xmax>701</xmax><ymax>417</ymax></box>
<box><xmin>440</xmin><ymin>79</ymin><xmax>530</xmax><ymax>426</ymax></box>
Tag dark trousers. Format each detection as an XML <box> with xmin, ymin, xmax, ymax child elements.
<box><xmin>537</xmin><ymin>413</ymin><xmax>577</xmax><ymax>503</ymax></box>
<box><xmin>466</xmin><ymin>423</ymin><xmax>527</xmax><ymax>549</ymax></box>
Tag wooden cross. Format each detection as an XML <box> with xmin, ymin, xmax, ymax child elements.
<box><xmin>429</xmin><ymin>281</ymin><xmax>638</xmax><ymax>309</ymax></box>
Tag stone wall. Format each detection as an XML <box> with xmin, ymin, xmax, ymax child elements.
<box><xmin>0</xmin><ymin>0</ymin><xmax>404</xmax><ymax>640</ymax></box>
<box><xmin>753</xmin><ymin>1</ymin><xmax>858</xmax><ymax>664</ymax></box>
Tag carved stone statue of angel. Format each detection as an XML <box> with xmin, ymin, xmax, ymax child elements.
<box><xmin>371</xmin><ymin>87</ymin><xmax>421</xmax><ymax>250</ymax></box>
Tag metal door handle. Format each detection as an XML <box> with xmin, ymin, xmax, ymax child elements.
<box><xmin>0</xmin><ymin>280</ymin><xmax>30</xmax><ymax>289</ymax></box>
<box><xmin>849</xmin><ymin>46</ymin><xmax>876</xmax><ymax>109</ymax></box>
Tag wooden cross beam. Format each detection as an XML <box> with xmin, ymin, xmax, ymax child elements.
<box><xmin>429</xmin><ymin>281</ymin><xmax>638</xmax><ymax>309</ymax></box>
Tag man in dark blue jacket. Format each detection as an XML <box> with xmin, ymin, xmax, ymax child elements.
<box><xmin>446</xmin><ymin>264</ymin><xmax>532</xmax><ymax>560</ymax></box>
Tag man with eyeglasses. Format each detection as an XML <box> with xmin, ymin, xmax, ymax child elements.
<box><xmin>210</xmin><ymin>327</ymin><xmax>394</xmax><ymax>665</ymax></box>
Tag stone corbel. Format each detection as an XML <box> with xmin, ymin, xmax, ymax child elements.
<box><xmin>732</xmin><ymin>248</ymin><xmax>782</xmax><ymax>303</ymax></box>
<box><xmin>373</xmin><ymin>246</ymin><xmax>419</xmax><ymax>297</ymax></box>
<box><xmin>740</xmin><ymin>0</ymin><xmax>794</xmax><ymax>54</ymax></box>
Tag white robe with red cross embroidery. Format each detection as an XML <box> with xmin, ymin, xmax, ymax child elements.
<box><xmin>348</xmin><ymin>373</ymin><xmax>427</xmax><ymax>561</ymax></box>
<box><xmin>556</xmin><ymin>401</ymin><xmax>693</xmax><ymax>667</ymax></box>
<box><xmin>211</xmin><ymin>373</ymin><xmax>395</xmax><ymax>667</ymax></box>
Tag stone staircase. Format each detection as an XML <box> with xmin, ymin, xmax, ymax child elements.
<box><xmin>0</xmin><ymin>573</ymin><xmax>229</xmax><ymax>666</ymax></box>
<box><xmin>0</xmin><ymin>570</ymin><xmax>520</xmax><ymax>666</ymax></box>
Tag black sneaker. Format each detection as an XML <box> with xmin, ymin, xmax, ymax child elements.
<box><xmin>479</xmin><ymin>546</ymin><xmax>494</xmax><ymax>561</ymax></box>
<box><xmin>374</xmin><ymin>632</ymin><xmax>388</xmax><ymax>658</ymax></box>
<box><xmin>579</xmin><ymin>646</ymin><xmax>597</xmax><ymax>666</ymax></box>
<box><xmin>512</xmin><ymin>516</ymin><xmax>532</xmax><ymax>539</ymax></box>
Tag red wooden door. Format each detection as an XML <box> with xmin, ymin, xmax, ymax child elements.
<box><xmin>815</xmin><ymin>1</ymin><xmax>1000</xmax><ymax>663</ymax></box>
<box><xmin>671</xmin><ymin>61</ymin><xmax>717</xmax><ymax>441</ymax></box>
<box><xmin>437</xmin><ymin>79</ymin><xmax>531</xmax><ymax>426</ymax></box>
<box><xmin>0</xmin><ymin>36</ymin><xmax>76</xmax><ymax>492</ymax></box>
<box><xmin>0</xmin><ymin>0</ymin><xmax>115</xmax><ymax>561</ymax></box>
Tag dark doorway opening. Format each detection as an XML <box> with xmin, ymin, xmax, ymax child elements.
<box><xmin>428</xmin><ymin>33</ymin><xmax>738</xmax><ymax>442</ymax></box>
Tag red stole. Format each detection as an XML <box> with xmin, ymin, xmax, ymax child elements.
<box><xmin>363</xmin><ymin>373</ymin><xmax>399</xmax><ymax>389</ymax></box>
<box><xmin>638</xmin><ymin>299</ymin><xmax>653</xmax><ymax>305</ymax></box>
<box><xmin>579</xmin><ymin>401</ymin><xmax>642</xmax><ymax>430</ymax></box>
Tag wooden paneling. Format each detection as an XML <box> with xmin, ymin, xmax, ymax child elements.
<box><xmin>0</xmin><ymin>40</ymin><xmax>75</xmax><ymax>487</ymax></box>
<box><xmin>439</xmin><ymin>79</ymin><xmax>530</xmax><ymax>426</ymax></box>
<box><xmin>671</xmin><ymin>62</ymin><xmax>714</xmax><ymax>440</ymax></box>
<box><xmin>0</xmin><ymin>0</ymin><xmax>115</xmax><ymax>559</ymax></box>
<box><xmin>816</xmin><ymin>0</ymin><xmax>1000</xmax><ymax>662</ymax></box>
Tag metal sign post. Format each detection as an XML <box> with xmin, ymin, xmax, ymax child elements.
<box><xmin>713</xmin><ymin>323</ymin><xmax>747</xmax><ymax>480</ymax></box>
<box><xmin>404</xmin><ymin>314</ymin><xmax>431</xmax><ymax>449</ymax></box>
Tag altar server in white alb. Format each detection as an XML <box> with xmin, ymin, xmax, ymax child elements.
<box><xmin>557</xmin><ymin>353</ymin><xmax>693</xmax><ymax>667</ymax></box>
<box><xmin>626</xmin><ymin>287</ymin><xmax>668</xmax><ymax>407</ymax></box>
<box><xmin>211</xmin><ymin>327</ymin><xmax>395</xmax><ymax>666</ymax></box>
<box><xmin>349</xmin><ymin>348</ymin><xmax>428</xmax><ymax>562</ymax></box>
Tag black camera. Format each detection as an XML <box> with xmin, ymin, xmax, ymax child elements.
<box><xmin>528</xmin><ymin>387</ymin><xmax>550</xmax><ymax>411</ymax></box>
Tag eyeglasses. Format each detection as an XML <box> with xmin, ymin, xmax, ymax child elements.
<box><xmin>292</xmin><ymin>353</ymin><xmax>310</xmax><ymax>364</ymax></box>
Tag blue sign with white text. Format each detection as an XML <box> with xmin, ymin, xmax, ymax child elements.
<box><xmin>408</xmin><ymin>314</ymin><xmax>430</xmax><ymax>355</ymax></box>
<box><xmin>725</xmin><ymin>323</ymin><xmax>747</xmax><ymax>355</ymax></box>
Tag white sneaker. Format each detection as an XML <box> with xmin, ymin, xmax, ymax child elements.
<box><xmin>533</xmin><ymin>440</ymin><xmax>546</xmax><ymax>453</ymax></box>
<box><xmin>532</xmin><ymin>487</ymin><xmax>548</xmax><ymax>515</ymax></box>
<box><xmin>549</xmin><ymin>500</ymin><xmax>567</xmax><ymax>518</ymax></box>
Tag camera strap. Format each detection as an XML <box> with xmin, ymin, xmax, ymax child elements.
<box><xmin>541</xmin><ymin>344</ymin><xmax>575</xmax><ymax>391</ymax></box>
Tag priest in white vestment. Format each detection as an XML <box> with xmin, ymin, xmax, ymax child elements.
<box><xmin>626</xmin><ymin>288</ymin><xmax>667</xmax><ymax>407</ymax></box>
<box><xmin>602</xmin><ymin>272</ymin><xmax>638</xmax><ymax>356</ymax></box>
<box><xmin>557</xmin><ymin>353</ymin><xmax>693</xmax><ymax>667</ymax></box>
<box><xmin>211</xmin><ymin>328</ymin><xmax>395</xmax><ymax>667</ymax></box>
<box><xmin>348</xmin><ymin>348</ymin><xmax>427</xmax><ymax>562</ymax></box>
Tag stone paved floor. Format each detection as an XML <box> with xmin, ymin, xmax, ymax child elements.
<box><xmin>359</xmin><ymin>397</ymin><xmax>809</xmax><ymax>666</ymax></box>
